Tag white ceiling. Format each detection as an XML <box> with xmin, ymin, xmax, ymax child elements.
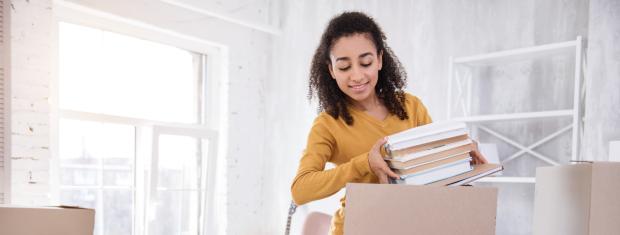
<box><xmin>61</xmin><ymin>0</ymin><xmax>282</xmax><ymax>34</ymax></box>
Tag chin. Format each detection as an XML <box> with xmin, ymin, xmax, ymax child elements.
<box><xmin>347</xmin><ymin>90</ymin><xmax>372</xmax><ymax>102</ymax></box>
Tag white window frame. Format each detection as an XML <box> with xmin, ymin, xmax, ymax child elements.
<box><xmin>52</xmin><ymin>1</ymin><xmax>229</xmax><ymax>235</ymax></box>
<box><xmin>147</xmin><ymin>125</ymin><xmax>218</xmax><ymax>235</ymax></box>
<box><xmin>58</xmin><ymin>111</ymin><xmax>219</xmax><ymax>235</ymax></box>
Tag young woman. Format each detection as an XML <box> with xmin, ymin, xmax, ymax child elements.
<box><xmin>290</xmin><ymin>12</ymin><xmax>487</xmax><ymax>235</ymax></box>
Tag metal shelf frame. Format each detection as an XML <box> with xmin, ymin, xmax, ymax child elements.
<box><xmin>447</xmin><ymin>36</ymin><xmax>586</xmax><ymax>183</ymax></box>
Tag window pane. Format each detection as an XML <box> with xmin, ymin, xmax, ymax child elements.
<box><xmin>151</xmin><ymin>134</ymin><xmax>211</xmax><ymax>234</ymax></box>
<box><xmin>59</xmin><ymin>119</ymin><xmax>135</xmax><ymax>186</ymax></box>
<box><xmin>150</xmin><ymin>190</ymin><xmax>200</xmax><ymax>235</ymax></box>
<box><xmin>59</xmin><ymin>119</ymin><xmax>135</xmax><ymax>235</ymax></box>
<box><xmin>60</xmin><ymin>189</ymin><xmax>99</xmax><ymax>209</ymax></box>
<box><xmin>58</xmin><ymin>22</ymin><xmax>200</xmax><ymax>123</ymax></box>
<box><xmin>103</xmin><ymin>168</ymin><xmax>133</xmax><ymax>187</ymax></box>
<box><xmin>59</xmin><ymin>189</ymin><xmax>134</xmax><ymax>235</ymax></box>
<box><xmin>103</xmin><ymin>190</ymin><xmax>134</xmax><ymax>235</ymax></box>
<box><xmin>59</xmin><ymin>119</ymin><xmax>100</xmax><ymax>186</ymax></box>
<box><xmin>157</xmin><ymin>135</ymin><xmax>201</xmax><ymax>189</ymax></box>
<box><xmin>60</xmin><ymin>167</ymin><xmax>99</xmax><ymax>186</ymax></box>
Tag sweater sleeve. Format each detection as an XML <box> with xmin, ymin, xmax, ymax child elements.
<box><xmin>290</xmin><ymin>116</ymin><xmax>372</xmax><ymax>205</ymax></box>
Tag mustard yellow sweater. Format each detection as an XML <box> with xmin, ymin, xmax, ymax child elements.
<box><xmin>291</xmin><ymin>93</ymin><xmax>432</xmax><ymax>235</ymax></box>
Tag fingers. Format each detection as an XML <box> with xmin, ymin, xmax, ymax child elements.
<box><xmin>373</xmin><ymin>137</ymin><xmax>388</xmax><ymax>152</ymax></box>
<box><xmin>470</xmin><ymin>148</ymin><xmax>488</xmax><ymax>164</ymax></box>
<box><xmin>378</xmin><ymin>173</ymin><xmax>388</xmax><ymax>184</ymax></box>
<box><xmin>470</xmin><ymin>140</ymin><xmax>489</xmax><ymax>164</ymax></box>
<box><xmin>376</xmin><ymin>167</ymin><xmax>399</xmax><ymax>184</ymax></box>
<box><xmin>476</xmin><ymin>149</ymin><xmax>488</xmax><ymax>164</ymax></box>
<box><xmin>384</xmin><ymin>166</ymin><xmax>400</xmax><ymax>179</ymax></box>
<box><xmin>471</xmin><ymin>151</ymin><xmax>479</xmax><ymax>164</ymax></box>
<box><xmin>375</xmin><ymin>166</ymin><xmax>399</xmax><ymax>184</ymax></box>
<box><xmin>378</xmin><ymin>137</ymin><xmax>388</xmax><ymax>145</ymax></box>
<box><xmin>480</xmin><ymin>155</ymin><xmax>489</xmax><ymax>164</ymax></box>
<box><xmin>371</xmin><ymin>137</ymin><xmax>396</xmax><ymax>184</ymax></box>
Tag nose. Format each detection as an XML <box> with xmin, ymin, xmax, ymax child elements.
<box><xmin>350</xmin><ymin>65</ymin><xmax>364</xmax><ymax>83</ymax></box>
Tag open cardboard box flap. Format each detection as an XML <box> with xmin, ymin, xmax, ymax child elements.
<box><xmin>344</xmin><ymin>183</ymin><xmax>498</xmax><ymax>235</ymax></box>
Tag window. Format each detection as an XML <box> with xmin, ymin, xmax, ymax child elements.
<box><xmin>58</xmin><ymin>22</ymin><xmax>200</xmax><ymax>124</ymax></box>
<box><xmin>57</xmin><ymin>22</ymin><xmax>218</xmax><ymax>235</ymax></box>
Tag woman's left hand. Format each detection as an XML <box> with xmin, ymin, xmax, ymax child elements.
<box><xmin>470</xmin><ymin>140</ymin><xmax>489</xmax><ymax>165</ymax></box>
<box><xmin>368</xmin><ymin>137</ymin><xmax>400</xmax><ymax>184</ymax></box>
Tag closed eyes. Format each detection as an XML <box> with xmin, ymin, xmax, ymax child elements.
<box><xmin>338</xmin><ymin>62</ymin><xmax>373</xmax><ymax>71</ymax></box>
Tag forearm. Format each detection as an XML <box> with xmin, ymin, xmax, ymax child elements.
<box><xmin>291</xmin><ymin>153</ymin><xmax>371</xmax><ymax>205</ymax></box>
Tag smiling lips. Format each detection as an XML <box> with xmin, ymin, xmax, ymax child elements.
<box><xmin>349</xmin><ymin>81</ymin><xmax>369</xmax><ymax>92</ymax></box>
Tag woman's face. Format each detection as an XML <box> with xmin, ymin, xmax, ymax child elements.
<box><xmin>328</xmin><ymin>33</ymin><xmax>383</xmax><ymax>104</ymax></box>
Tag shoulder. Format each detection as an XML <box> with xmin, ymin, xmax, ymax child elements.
<box><xmin>313</xmin><ymin>111</ymin><xmax>337</xmax><ymax>125</ymax></box>
<box><xmin>310</xmin><ymin>112</ymin><xmax>339</xmax><ymax>133</ymax></box>
<box><xmin>403</xmin><ymin>92</ymin><xmax>425</xmax><ymax>110</ymax></box>
<box><xmin>402</xmin><ymin>92</ymin><xmax>432</xmax><ymax>125</ymax></box>
<box><xmin>310</xmin><ymin>111</ymin><xmax>350</xmax><ymax>135</ymax></box>
<box><xmin>306</xmin><ymin>112</ymin><xmax>340</xmax><ymax>144</ymax></box>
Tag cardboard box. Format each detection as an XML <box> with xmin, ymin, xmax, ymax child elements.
<box><xmin>344</xmin><ymin>183</ymin><xmax>498</xmax><ymax>235</ymax></box>
<box><xmin>533</xmin><ymin>162</ymin><xmax>620</xmax><ymax>235</ymax></box>
<box><xmin>0</xmin><ymin>205</ymin><xmax>95</xmax><ymax>235</ymax></box>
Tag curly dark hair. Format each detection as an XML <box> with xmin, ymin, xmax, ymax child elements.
<box><xmin>309</xmin><ymin>11</ymin><xmax>409</xmax><ymax>125</ymax></box>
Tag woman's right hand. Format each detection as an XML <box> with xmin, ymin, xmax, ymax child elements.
<box><xmin>368</xmin><ymin>137</ymin><xmax>400</xmax><ymax>184</ymax></box>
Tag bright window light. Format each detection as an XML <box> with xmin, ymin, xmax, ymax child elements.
<box><xmin>58</xmin><ymin>22</ymin><xmax>200</xmax><ymax>123</ymax></box>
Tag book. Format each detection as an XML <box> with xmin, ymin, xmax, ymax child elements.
<box><xmin>427</xmin><ymin>163</ymin><xmax>504</xmax><ymax>186</ymax></box>
<box><xmin>383</xmin><ymin>120</ymin><xmax>504</xmax><ymax>186</ymax></box>
<box><xmin>385</xmin><ymin>134</ymin><xmax>469</xmax><ymax>159</ymax></box>
<box><xmin>387</xmin><ymin>139</ymin><xmax>474</xmax><ymax>169</ymax></box>
<box><xmin>387</xmin><ymin>128</ymin><xmax>468</xmax><ymax>153</ymax></box>
<box><xmin>393</xmin><ymin>152</ymin><xmax>472</xmax><ymax>176</ymax></box>
<box><xmin>393</xmin><ymin>157</ymin><xmax>473</xmax><ymax>185</ymax></box>
<box><xmin>385</xmin><ymin>121</ymin><xmax>467</xmax><ymax>152</ymax></box>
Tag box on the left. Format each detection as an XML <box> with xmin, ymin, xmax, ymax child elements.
<box><xmin>0</xmin><ymin>205</ymin><xmax>95</xmax><ymax>235</ymax></box>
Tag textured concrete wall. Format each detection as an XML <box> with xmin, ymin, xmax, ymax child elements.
<box><xmin>582</xmin><ymin>0</ymin><xmax>620</xmax><ymax>161</ymax></box>
<box><xmin>265</xmin><ymin>0</ymin><xmax>589</xmax><ymax>234</ymax></box>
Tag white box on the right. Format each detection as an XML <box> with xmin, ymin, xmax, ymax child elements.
<box><xmin>533</xmin><ymin>162</ymin><xmax>620</xmax><ymax>235</ymax></box>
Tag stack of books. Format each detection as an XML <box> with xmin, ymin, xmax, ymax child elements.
<box><xmin>383</xmin><ymin>121</ymin><xmax>503</xmax><ymax>186</ymax></box>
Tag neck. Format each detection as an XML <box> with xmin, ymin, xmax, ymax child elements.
<box><xmin>350</xmin><ymin>92</ymin><xmax>381</xmax><ymax>111</ymax></box>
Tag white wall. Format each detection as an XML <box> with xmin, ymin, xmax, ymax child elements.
<box><xmin>582</xmin><ymin>0</ymin><xmax>620</xmax><ymax>161</ymax></box>
<box><xmin>9</xmin><ymin>0</ymin><xmax>54</xmax><ymax>205</ymax></box>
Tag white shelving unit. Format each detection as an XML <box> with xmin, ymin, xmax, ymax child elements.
<box><xmin>447</xmin><ymin>36</ymin><xmax>586</xmax><ymax>184</ymax></box>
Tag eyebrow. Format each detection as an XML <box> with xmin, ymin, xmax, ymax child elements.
<box><xmin>335</xmin><ymin>52</ymin><xmax>374</xmax><ymax>62</ymax></box>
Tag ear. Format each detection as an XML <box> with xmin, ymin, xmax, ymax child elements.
<box><xmin>327</xmin><ymin>61</ymin><xmax>336</xmax><ymax>79</ymax></box>
<box><xmin>378</xmin><ymin>50</ymin><xmax>383</xmax><ymax>70</ymax></box>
